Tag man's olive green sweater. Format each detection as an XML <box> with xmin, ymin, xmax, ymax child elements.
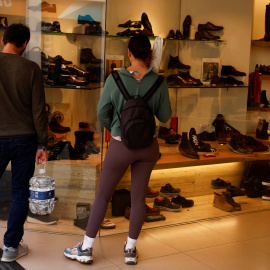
<box><xmin>98</xmin><ymin>67</ymin><xmax>172</xmax><ymax>136</ymax></box>
<box><xmin>0</xmin><ymin>53</ymin><xmax>47</xmax><ymax>146</ymax></box>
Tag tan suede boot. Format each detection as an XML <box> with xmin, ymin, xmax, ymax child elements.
<box><xmin>213</xmin><ymin>192</ymin><xmax>234</xmax><ymax>212</ymax></box>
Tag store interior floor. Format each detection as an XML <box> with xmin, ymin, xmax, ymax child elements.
<box><xmin>1</xmin><ymin>207</ymin><xmax>270</xmax><ymax>270</ymax></box>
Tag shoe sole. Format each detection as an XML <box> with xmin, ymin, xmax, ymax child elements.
<box><xmin>211</xmin><ymin>185</ymin><xmax>231</xmax><ymax>189</ymax></box>
<box><xmin>262</xmin><ymin>181</ymin><xmax>270</xmax><ymax>186</ymax></box>
<box><xmin>63</xmin><ymin>252</ymin><xmax>93</xmax><ymax>264</ymax></box>
<box><xmin>159</xmin><ymin>192</ymin><xmax>180</xmax><ymax>197</ymax></box>
<box><xmin>227</xmin><ymin>144</ymin><xmax>249</xmax><ymax>155</ymax></box>
<box><xmin>124</xmin><ymin>252</ymin><xmax>138</xmax><ymax>265</ymax></box>
<box><xmin>179</xmin><ymin>148</ymin><xmax>199</xmax><ymax>159</ymax></box>
<box><xmin>1</xmin><ymin>250</ymin><xmax>28</xmax><ymax>262</ymax></box>
<box><xmin>262</xmin><ymin>195</ymin><xmax>270</xmax><ymax>200</ymax></box>
<box><xmin>26</xmin><ymin>216</ymin><xmax>58</xmax><ymax>225</ymax></box>
<box><xmin>153</xmin><ymin>204</ymin><xmax>181</xmax><ymax>212</ymax></box>
<box><xmin>213</xmin><ymin>203</ymin><xmax>234</xmax><ymax>212</ymax></box>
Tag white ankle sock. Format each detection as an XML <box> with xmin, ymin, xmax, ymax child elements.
<box><xmin>82</xmin><ymin>235</ymin><xmax>95</xmax><ymax>250</ymax></box>
<box><xmin>126</xmin><ymin>237</ymin><xmax>137</xmax><ymax>250</ymax></box>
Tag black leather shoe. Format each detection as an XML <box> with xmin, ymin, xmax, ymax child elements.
<box><xmin>221</xmin><ymin>65</ymin><xmax>246</xmax><ymax>76</ymax></box>
<box><xmin>67</xmin><ymin>65</ymin><xmax>90</xmax><ymax>76</ymax></box>
<box><xmin>116</xmin><ymin>28</ymin><xmax>131</xmax><ymax>36</ymax></box>
<box><xmin>118</xmin><ymin>20</ymin><xmax>141</xmax><ymax>28</ymax></box>
<box><xmin>49</xmin><ymin>55</ymin><xmax>72</xmax><ymax>65</ymax></box>
<box><xmin>175</xmin><ymin>30</ymin><xmax>183</xmax><ymax>40</ymax></box>
<box><xmin>51</xmin><ymin>21</ymin><xmax>61</xmax><ymax>32</ymax></box>
<box><xmin>198</xmin><ymin>22</ymin><xmax>223</xmax><ymax>32</ymax></box>
<box><xmin>226</xmin><ymin>76</ymin><xmax>244</xmax><ymax>85</ymax></box>
<box><xmin>168</xmin><ymin>55</ymin><xmax>190</xmax><ymax>70</ymax></box>
<box><xmin>195</xmin><ymin>31</ymin><xmax>220</xmax><ymax>40</ymax></box>
<box><xmin>183</xmin><ymin>15</ymin><xmax>191</xmax><ymax>39</ymax></box>
<box><xmin>178</xmin><ymin>71</ymin><xmax>203</xmax><ymax>86</ymax></box>
<box><xmin>141</xmin><ymin>12</ymin><xmax>153</xmax><ymax>32</ymax></box>
<box><xmin>166</xmin><ymin>29</ymin><xmax>175</xmax><ymax>39</ymax></box>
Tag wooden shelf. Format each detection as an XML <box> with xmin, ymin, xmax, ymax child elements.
<box><xmin>251</xmin><ymin>40</ymin><xmax>270</xmax><ymax>47</ymax></box>
<box><xmin>154</xmin><ymin>139</ymin><xmax>270</xmax><ymax>170</ymax></box>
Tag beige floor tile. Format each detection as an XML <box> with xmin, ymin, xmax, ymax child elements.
<box><xmin>186</xmin><ymin>242</ymin><xmax>270</xmax><ymax>270</ymax></box>
<box><xmin>19</xmin><ymin>240</ymin><xmax>114</xmax><ymax>270</ymax></box>
<box><xmin>117</xmin><ymin>253</ymin><xmax>213</xmax><ymax>270</ymax></box>
<box><xmin>243</xmin><ymin>235</ymin><xmax>270</xmax><ymax>254</ymax></box>
<box><xmin>144</xmin><ymin>222</ymin><xmax>236</xmax><ymax>252</ymax></box>
<box><xmin>92</xmin><ymin>231</ymin><xmax>179</xmax><ymax>265</ymax></box>
<box><xmin>199</xmin><ymin>213</ymin><xmax>270</xmax><ymax>241</ymax></box>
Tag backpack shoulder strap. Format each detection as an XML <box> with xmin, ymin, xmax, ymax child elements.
<box><xmin>111</xmin><ymin>70</ymin><xmax>130</xmax><ymax>100</ymax></box>
<box><xmin>143</xmin><ymin>75</ymin><xmax>164</xmax><ymax>101</ymax></box>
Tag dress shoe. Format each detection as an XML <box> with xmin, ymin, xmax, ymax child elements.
<box><xmin>166</xmin><ymin>29</ymin><xmax>175</xmax><ymax>39</ymax></box>
<box><xmin>175</xmin><ymin>29</ymin><xmax>183</xmax><ymax>40</ymax></box>
<box><xmin>198</xmin><ymin>22</ymin><xmax>223</xmax><ymax>32</ymax></box>
<box><xmin>41</xmin><ymin>21</ymin><xmax>52</xmax><ymax>31</ymax></box>
<box><xmin>226</xmin><ymin>76</ymin><xmax>244</xmax><ymax>85</ymax></box>
<box><xmin>117</xmin><ymin>28</ymin><xmax>142</xmax><ymax>37</ymax></box>
<box><xmin>118</xmin><ymin>20</ymin><xmax>141</xmax><ymax>28</ymax></box>
<box><xmin>168</xmin><ymin>55</ymin><xmax>190</xmax><ymax>70</ymax></box>
<box><xmin>49</xmin><ymin>115</ymin><xmax>71</xmax><ymax>134</ymax></box>
<box><xmin>48</xmin><ymin>55</ymin><xmax>72</xmax><ymax>65</ymax></box>
<box><xmin>141</xmin><ymin>12</ymin><xmax>153</xmax><ymax>32</ymax></box>
<box><xmin>59</xmin><ymin>74</ymin><xmax>89</xmax><ymax>86</ymax></box>
<box><xmin>51</xmin><ymin>21</ymin><xmax>61</xmax><ymax>32</ymax></box>
<box><xmin>178</xmin><ymin>71</ymin><xmax>203</xmax><ymax>86</ymax></box>
<box><xmin>259</xmin><ymin>65</ymin><xmax>270</xmax><ymax>75</ymax></box>
<box><xmin>221</xmin><ymin>65</ymin><xmax>246</xmax><ymax>76</ymax></box>
<box><xmin>141</xmin><ymin>28</ymin><xmax>154</xmax><ymax>37</ymax></box>
<box><xmin>195</xmin><ymin>31</ymin><xmax>220</xmax><ymax>40</ymax></box>
<box><xmin>167</xmin><ymin>74</ymin><xmax>195</xmax><ymax>87</ymax></box>
<box><xmin>80</xmin><ymin>48</ymin><xmax>103</xmax><ymax>64</ymax></box>
<box><xmin>183</xmin><ymin>15</ymin><xmax>191</xmax><ymax>39</ymax></box>
<box><xmin>145</xmin><ymin>186</ymin><xmax>159</xmax><ymax>198</ymax></box>
<box><xmin>67</xmin><ymin>65</ymin><xmax>90</xmax><ymax>77</ymax></box>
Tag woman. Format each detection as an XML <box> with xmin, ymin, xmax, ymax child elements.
<box><xmin>64</xmin><ymin>34</ymin><xmax>172</xmax><ymax>265</ymax></box>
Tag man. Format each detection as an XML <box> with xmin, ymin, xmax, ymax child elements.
<box><xmin>0</xmin><ymin>23</ymin><xmax>47</xmax><ymax>262</ymax></box>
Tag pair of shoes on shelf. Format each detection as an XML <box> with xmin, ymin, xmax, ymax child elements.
<box><xmin>118</xmin><ymin>20</ymin><xmax>141</xmax><ymax>28</ymax></box>
<box><xmin>153</xmin><ymin>197</ymin><xmax>182</xmax><ymax>212</ymax></box>
<box><xmin>116</xmin><ymin>28</ymin><xmax>142</xmax><ymax>37</ymax></box>
<box><xmin>166</xmin><ymin>29</ymin><xmax>183</xmax><ymax>40</ymax></box>
<box><xmin>158</xmin><ymin>126</ymin><xmax>181</xmax><ymax>144</ymax></box>
<box><xmin>41</xmin><ymin>21</ymin><xmax>61</xmax><ymax>32</ymax></box>
<box><xmin>159</xmin><ymin>183</ymin><xmax>181</xmax><ymax>197</ymax></box>
<box><xmin>195</xmin><ymin>21</ymin><xmax>223</xmax><ymax>40</ymax></box>
<box><xmin>178</xmin><ymin>128</ymin><xmax>217</xmax><ymax>159</ymax></box>
<box><xmin>213</xmin><ymin>191</ymin><xmax>241</xmax><ymax>212</ymax></box>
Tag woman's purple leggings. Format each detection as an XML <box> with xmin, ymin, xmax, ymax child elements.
<box><xmin>86</xmin><ymin>137</ymin><xmax>159</xmax><ymax>239</ymax></box>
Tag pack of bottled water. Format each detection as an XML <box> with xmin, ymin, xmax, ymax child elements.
<box><xmin>29</xmin><ymin>165</ymin><xmax>55</xmax><ymax>215</ymax></box>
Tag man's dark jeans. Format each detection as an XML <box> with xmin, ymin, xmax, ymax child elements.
<box><xmin>0</xmin><ymin>136</ymin><xmax>37</xmax><ymax>248</ymax></box>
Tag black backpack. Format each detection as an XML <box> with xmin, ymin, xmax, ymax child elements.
<box><xmin>111</xmin><ymin>70</ymin><xmax>164</xmax><ymax>149</ymax></box>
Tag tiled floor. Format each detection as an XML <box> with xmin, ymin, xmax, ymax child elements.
<box><xmin>1</xmin><ymin>209</ymin><xmax>270</xmax><ymax>270</ymax></box>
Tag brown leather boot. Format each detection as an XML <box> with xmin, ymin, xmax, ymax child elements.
<box><xmin>145</xmin><ymin>186</ymin><xmax>159</xmax><ymax>198</ymax></box>
<box><xmin>213</xmin><ymin>192</ymin><xmax>234</xmax><ymax>212</ymax></box>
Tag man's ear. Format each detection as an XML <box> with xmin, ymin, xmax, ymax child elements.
<box><xmin>22</xmin><ymin>40</ymin><xmax>28</xmax><ymax>49</ymax></box>
<box><xmin>1</xmin><ymin>37</ymin><xmax>4</xmax><ymax>46</ymax></box>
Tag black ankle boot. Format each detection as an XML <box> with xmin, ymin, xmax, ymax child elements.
<box><xmin>260</xmin><ymin>90</ymin><xmax>270</xmax><ymax>107</ymax></box>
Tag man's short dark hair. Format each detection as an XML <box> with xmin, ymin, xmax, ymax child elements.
<box><xmin>2</xmin><ymin>23</ymin><xmax>30</xmax><ymax>48</ymax></box>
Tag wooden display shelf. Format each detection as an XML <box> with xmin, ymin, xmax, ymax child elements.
<box><xmin>154</xmin><ymin>139</ymin><xmax>270</xmax><ymax>170</ymax></box>
<box><xmin>251</xmin><ymin>40</ymin><xmax>270</xmax><ymax>47</ymax></box>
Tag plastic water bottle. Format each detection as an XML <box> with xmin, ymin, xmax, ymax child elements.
<box><xmin>29</xmin><ymin>166</ymin><xmax>55</xmax><ymax>215</ymax></box>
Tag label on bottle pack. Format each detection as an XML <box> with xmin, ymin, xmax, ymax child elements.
<box><xmin>30</xmin><ymin>190</ymin><xmax>55</xmax><ymax>200</ymax></box>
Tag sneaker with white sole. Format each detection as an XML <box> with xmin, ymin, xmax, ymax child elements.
<box><xmin>63</xmin><ymin>242</ymin><xmax>93</xmax><ymax>264</ymax></box>
<box><xmin>1</xmin><ymin>242</ymin><xmax>28</xmax><ymax>262</ymax></box>
<box><xmin>124</xmin><ymin>245</ymin><xmax>138</xmax><ymax>265</ymax></box>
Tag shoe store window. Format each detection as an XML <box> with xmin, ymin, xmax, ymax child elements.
<box><xmin>0</xmin><ymin>0</ymin><xmax>107</xmax><ymax>233</ymax></box>
<box><xmin>1</xmin><ymin>0</ymin><xmax>270</xmax><ymax>237</ymax></box>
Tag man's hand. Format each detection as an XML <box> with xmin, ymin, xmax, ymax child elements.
<box><xmin>36</xmin><ymin>149</ymin><xmax>47</xmax><ymax>164</ymax></box>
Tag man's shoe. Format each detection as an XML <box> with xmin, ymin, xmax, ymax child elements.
<box><xmin>145</xmin><ymin>204</ymin><xmax>160</xmax><ymax>215</ymax></box>
<box><xmin>160</xmin><ymin>183</ymin><xmax>181</xmax><ymax>197</ymax></box>
<box><xmin>213</xmin><ymin>192</ymin><xmax>234</xmax><ymax>212</ymax></box>
<box><xmin>80</xmin><ymin>48</ymin><xmax>103</xmax><ymax>64</ymax></box>
<box><xmin>178</xmin><ymin>132</ymin><xmax>199</xmax><ymax>159</ymax></box>
<box><xmin>124</xmin><ymin>245</ymin><xmax>138</xmax><ymax>265</ymax></box>
<box><xmin>226</xmin><ymin>76</ymin><xmax>244</xmax><ymax>85</ymax></box>
<box><xmin>27</xmin><ymin>212</ymin><xmax>58</xmax><ymax>225</ymax></box>
<box><xmin>1</xmin><ymin>242</ymin><xmax>28</xmax><ymax>262</ymax></box>
<box><xmin>141</xmin><ymin>28</ymin><xmax>154</xmax><ymax>37</ymax></box>
<box><xmin>188</xmin><ymin>127</ymin><xmax>217</xmax><ymax>155</ymax></box>
<box><xmin>48</xmin><ymin>55</ymin><xmax>72</xmax><ymax>65</ymax></box>
<box><xmin>166</xmin><ymin>29</ymin><xmax>176</xmax><ymax>39</ymax></box>
<box><xmin>141</xmin><ymin>12</ymin><xmax>152</xmax><ymax>32</ymax></box>
<box><xmin>226</xmin><ymin>185</ymin><xmax>246</xmax><ymax>197</ymax></box>
<box><xmin>245</xmin><ymin>136</ymin><xmax>269</xmax><ymax>152</ymax></box>
<box><xmin>195</xmin><ymin>30</ymin><xmax>220</xmax><ymax>40</ymax></box>
<box><xmin>64</xmin><ymin>242</ymin><xmax>93</xmax><ymax>264</ymax></box>
<box><xmin>168</xmin><ymin>55</ymin><xmax>190</xmax><ymax>70</ymax></box>
<box><xmin>198</xmin><ymin>22</ymin><xmax>224</xmax><ymax>32</ymax></box>
<box><xmin>222</xmin><ymin>192</ymin><xmax>241</xmax><ymax>211</ymax></box>
<box><xmin>145</xmin><ymin>186</ymin><xmax>159</xmax><ymax>198</ymax></box>
<box><xmin>118</xmin><ymin>20</ymin><xmax>141</xmax><ymax>28</ymax></box>
<box><xmin>179</xmin><ymin>71</ymin><xmax>203</xmax><ymax>85</ymax></box>
<box><xmin>228</xmin><ymin>134</ymin><xmax>253</xmax><ymax>155</ymax></box>
<box><xmin>183</xmin><ymin>15</ymin><xmax>191</xmax><ymax>39</ymax></box>
<box><xmin>175</xmin><ymin>29</ymin><xmax>183</xmax><ymax>40</ymax></box>
<box><xmin>171</xmin><ymin>195</ymin><xmax>194</xmax><ymax>207</ymax></box>
<box><xmin>211</xmin><ymin>178</ymin><xmax>231</xmax><ymax>189</ymax></box>
<box><xmin>153</xmin><ymin>197</ymin><xmax>182</xmax><ymax>212</ymax></box>
<box><xmin>221</xmin><ymin>65</ymin><xmax>246</xmax><ymax>77</ymax></box>
<box><xmin>145</xmin><ymin>214</ymin><xmax>166</xmax><ymax>222</ymax></box>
